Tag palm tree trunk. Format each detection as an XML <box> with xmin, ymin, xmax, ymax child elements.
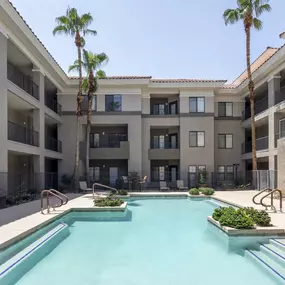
<box><xmin>245</xmin><ymin>24</ymin><xmax>257</xmax><ymax>171</ymax></box>
<box><xmin>85</xmin><ymin>71</ymin><xmax>94</xmax><ymax>185</ymax></box>
<box><xmin>73</xmin><ymin>31</ymin><xmax>83</xmax><ymax>188</ymax></box>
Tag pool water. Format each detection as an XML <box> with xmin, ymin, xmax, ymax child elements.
<box><xmin>11</xmin><ymin>198</ymin><xmax>280</xmax><ymax>285</ymax></box>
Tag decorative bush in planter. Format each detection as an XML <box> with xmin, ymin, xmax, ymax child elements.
<box><xmin>212</xmin><ymin>207</ymin><xmax>272</xmax><ymax>229</ymax></box>
<box><xmin>189</xmin><ymin>188</ymin><xmax>200</xmax><ymax>195</ymax></box>
<box><xmin>94</xmin><ymin>197</ymin><xmax>124</xmax><ymax>207</ymax></box>
<box><xmin>117</xmin><ymin>189</ymin><xmax>128</xmax><ymax>196</ymax></box>
<box><xmin>199</xmin><ymin>187</ymin><xmax>215</xmax><ymax>196</ymax></box>
<box><xmin>197</xmin><ymin>169</ymin><xmax>208</xmax><ymax>187</ymax></box>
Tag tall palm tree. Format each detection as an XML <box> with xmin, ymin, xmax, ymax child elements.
<box><xmin>52</xmin><ymin>7</ymin><xmax>97</xmax><ymax>187</ymax></box>
<box><xmin>69</xmin><ymin>50</ymin><xmax>109</xmax><ymax>183</ymax></box>
<box><xmin>223</xmin><ymin>0</ymin><xmax>271</xmax><ymax>171</ymax></box>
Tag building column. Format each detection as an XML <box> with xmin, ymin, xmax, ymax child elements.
<box><xmin>267</xmin><ymin>75</ymin><xmax>281</xmax><ymax>107</ymax></box>
<box><xmin>0</xmin><ymin>32</ymin><xmax>8</xmax><ymax>202</ymax></box>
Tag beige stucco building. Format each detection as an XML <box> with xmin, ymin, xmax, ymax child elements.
<box><xmin>0</xmin><ymin>1</ymin><xmax>284</xmax><ymax>197</ymax></box>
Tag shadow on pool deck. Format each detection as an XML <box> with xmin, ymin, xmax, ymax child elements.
<box><xmin>0</xmin><ymin>194</ymin><xmax>82</xmax><ymax>226</ymax></box>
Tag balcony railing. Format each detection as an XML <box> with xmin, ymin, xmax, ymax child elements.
<box><xmin>242</xmin><ymin>97</ymin><xmax>268</xmax><ymax>121</ymax></box>
<box><xmin>150</xmin><ymin>141</ymin><xmax>179</xmax><ymax>149</ymax></box>
<box><xmin>7</xmin><ymin>62</ymin><xmax>39</xmax><ymax>100</ymax></box>
<box><xmin>90</xmin><ymin>134</ymin><xmax>127</xmax><ymax>148</ymax></box>
<box><xmin>275</xmin><ymin>86</ymin><xmax>285</xmax><ymax>105</ymax></box>
<box><xmin>241</xmin><ymin>136</ymin><xmax>268</xmax><ymax>154</ymax></box>
<box><xmin>45</xmin><ymin>96</ymin><xmax>62</xmax><ymax>115</ymax></box>
<box><xmin>8</xmin><ymin>121</ymin><xmax>39</xmax><ymax>147</ymax></box>
<box><xmin>150</xmin><ymin>107</ymin><xmax>178</xmax><ymax>115</ymax></box>
<box><xmin>45</xmin><ymin>137</ymin><xmax>62</xmax><ymax>153</ymax></box>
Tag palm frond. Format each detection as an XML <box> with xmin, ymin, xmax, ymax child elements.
<box><xmin>68</xmin><ymin>7</ymin><xmax>79</xmax><ymax>23</ymax></box>
<box><xmin>253</xmin><ymin>17</ymin><xmax>263</xmax><ymax>30</ymax></box>
<box><xmin>255</xmin><ymin>3</ymin><xmax>271</xmax><ymax>17</ymax></box>
<box><xmin>223</xmin><ymin>9</ymin><xmax>240</xmax><ymax>25</ymax></box>
<box><xmin>84</xmin><ymin>29</ymin><xmax>97</xmax><ymax>36</ymax></box>
<box><xmin>55</xmin><ymin>16</ymin><xmax>70</xmax><ymax>26</ymax></box>
<box><xmin>52</xmin><ymin>25</ymin><xmax>70</xmax><ymax>36</ymax></box>
<box><xmin>80</xmin><ymin>37</ymin><xmax>86</xmax><ymax>48</ymax></box>
<box><xmin>82</xmin><ymin>78</ymin><xmax>88</xmax><ymax>92</ymax></box>
<box><xmin>96</xmin><ymin>70</ymin><xmax>106</xmax><ymax>79</ymax></box>
<box><xmin>96</xmin><ymin>53</ymin><xmax>109</xmax><ymax>64</ymax></box>
<box><xmin>68</xmin><ymin>59</ymin><xmax>81</xmax><ymax>72</ymax></box>
<box><xmin>81</xmin><ymin>13</ymin><xmax>93</xmax><ymax>28</ymax></box>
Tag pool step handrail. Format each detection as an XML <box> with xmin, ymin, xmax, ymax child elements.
<box><xmin>260</xmin><ymin>189</ymin><xmax>283</xmax><ymax>213</ymax></box>
<box><xmin>40</xmin><ymin>189</ymin><xmax>64</xmax><ymax>214</ymax></box>
<box><xmin>92</xmin><ymin>183</ymin><xmax>118</xmax><ymax>198</ymax></box>
<box><xmin>48</xmin><ymin>189</ymin><xmax>69</xmax><ymax>205</ymax></box>
<box><xmin>252</xmin><ymin>188</ymin><xmax>270</xmax><ymax>207</ymax></box>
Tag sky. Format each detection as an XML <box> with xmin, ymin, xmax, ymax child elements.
<box><xmin>10</xmin><ymin>0</ymin><xmax>285</xmax><ymax>82</ymax></box>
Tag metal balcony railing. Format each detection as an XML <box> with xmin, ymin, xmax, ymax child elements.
<box><xmin>45</xmin><ymin>96</ymin><xmax>62</xmax><ymax>115</ymax></box>
<box><xmin>45</xmin><ymin>137</ymin><xmax>62</xmax><ymax>153</ymax></box>
<box><xmin>7</xmin><ymin>62</ymin><xmax>39</xmax><ymax>100</ymax></box>
<box><xmin>241</xmin><ymin>136</ymin><xmax>268</xmax><ymax>154</ymax></box>
<box><xmin>242</xmin><ymin>97</ymin><xmax>268</xmax><ymax>121</ymax></box>
<box><xmin>150</xmin><ymin>107</ymin><xmax>178</xmax><ymax>115</ymax></box>
<box><xmin>8</xmin><ymin>121</ymin><xmax>39</xmax><ymax>147</ymax></box>
<box><xmin>90</xmin><ymin>134</ymin><xmax>128</xmax><ymax>148</ymax></box>
<box><xmin>150</xmin><ymin>141</ymin><xmax>179</xmax><ymax>149</ymax></box>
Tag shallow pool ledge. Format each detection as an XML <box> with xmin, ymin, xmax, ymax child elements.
<box><xmin>207</xmin><ymin>216</ymin><xmax>285</xmax><ymax>236</ymax></box>
<box><xmin>88</xmin><ymin>201</ymin><xmax>127</xmax><ymax>212</ymax></box>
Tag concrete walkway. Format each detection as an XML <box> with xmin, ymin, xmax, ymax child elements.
<box><xmin>0</xmin><ymin>190</ymin><xmax>284</xmax><ymax>249</ymax></box>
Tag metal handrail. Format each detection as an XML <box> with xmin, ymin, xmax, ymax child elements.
<box><xmin>260</xmin><ymin>189</ymin><xmax>283</xmax><ymax>213</ymax></box>
<box><xmin>40</xmin><ymin>189</ymin><xmax>64</xmax><ymax>214</ymax></box>
<box><xmin>92</xmin><ymin>183</ymin><xmax>118</xmax><ymax>199</ymax></box>
<box><xmin>48</xmin><ymin>189</ymin><xmax>69</xmax><ymax>205</ymax></box>
<box><xmin>252</xmin><ymin>188</ymin><xmax>270</xmax><ymax>206</ymax></box>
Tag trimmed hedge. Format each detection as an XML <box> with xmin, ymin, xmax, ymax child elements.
<box><xmin>189</xmin><ymin>188</ymin><xmax>200</xmax><ymax>195</ymax></box>
<box><xmin>199</xmin><ymin>187</ymin><xmax>215</xmax><ymax>196</ymax></box>
<box><xmin>212</xmin><ymin>207</ymin><xmax>272</xmax><ymax>229</ymax></box>
<box><xmin>94</xmin><ymin>197</ymin><xmax>124</xmax><ymax>207</ymax></box>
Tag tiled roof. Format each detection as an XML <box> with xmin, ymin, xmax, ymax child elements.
<box><xmin>8</xmin><ymin>1</ymin><xmax>68</xmax><ymax>77</ymax></box>
<box><xmin>151</xmin><ymin>79</ymin><xmax>227</xmax><ymax>83</ymax></box>
<box><xmin>230</xmin><ymin>47</ymin><xmax>279</xmax><ymax>87</ymax></box>
<box><xmin>223</xmin><ymin>84</ymin><xmax>237</xmax><ymax>89</ymax></box>
<box><xmin>69</xmin><ymin>76</ymin><xmax>152</xmax><ymax>80</ymax></box>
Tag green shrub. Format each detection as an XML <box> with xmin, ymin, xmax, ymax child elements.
<box><xmin>219</xmin><ymin>208</ymin><xmax>254</xmax><ymax>229</ymax></box>
<box><xmin>189</xmin><ymin>188</ymin><xmax>200</xmax><ymax>195</ymax></box>
<box><xmin>243</xmin><ymin>207</ymin><xmax>271</xmax><ymax>227</ymax></box>
<box><xmin>117</xmin><ymin>189</ymin><xmax>128</xmax><ymax>196</ymax></box>
<box><xmin>200</xmin><ymin>187</ymin><xmax>215</xmax><ymax>196</ymax></box>
<box><xmin>94</xmin><ymin>197</ymin><xmax>124</xmax><ymax>207</ymax></box>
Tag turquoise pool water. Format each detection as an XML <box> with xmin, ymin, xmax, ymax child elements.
<box><xmin>3</xmin><ymin>198</ymin><xmax>282</xmax><ymax>284</ymax></box>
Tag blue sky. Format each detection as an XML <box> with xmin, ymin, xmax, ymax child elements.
<box><xmin>10</xmin><ymin>0</ymin><xmax>285</xmax><ymax>82</ymax></box>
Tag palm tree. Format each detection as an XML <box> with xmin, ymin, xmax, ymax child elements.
<box><xmin>223</xmin><ymin>0</ymin><xmax>271</xmax><ymax>171</ymax></box>
<box><xmin>69</xmin><ymin>50</ymin><xmax>109</xmax><ymax>183</ymax></box>
<box><xmin>53</xmin><ymin>7</ymin><xmax>97</xmax><ymax>187</ymax></box>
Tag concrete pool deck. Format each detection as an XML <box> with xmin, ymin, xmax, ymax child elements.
<box><xmin>0</xmin><ymin>190</ymin><xmax>285</xmax><ymax>249</ymax></box>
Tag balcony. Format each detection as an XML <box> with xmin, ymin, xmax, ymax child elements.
<box><xmin>150</xmin><ymin>100</ymin><xmax>179</xmax><ymax>116</ymax></box>
<box><xmin>242</xmin><ymin>136</ymin><xmax>268</xmax><ymax>154</ymax></box>
<box><xmin>275</xmin><ymin>86</ymin><xmax>285</xmax><ymax>105</ymax></box>
<box><xmin>7</xmin><ymin>62</ymin><xmax>39</xmax><ymax>100</ymax></box>
<box><xmin>8</xmin><ymin>121</ymin><xmax>39</xmax><ymax>147</ymax></box>
<box><xmin>242</xmin><ymin>98</ymin><xmax>268</xmax><ymax>121</ymax></box>
<box><xmin>45</xmin><ymin>97</ymin><xmax>62</xmax><ymax>115</ymax></box>
<box><xmin>275</xmin><ymin>132</ymin><xmax>285</xmax><ymax>148</ymax></box>
<box><xmin>45</xmin><ymin>137</ymin><xmax>62</xmax><ymax>153</ymax></box>
<box><xmin>90</xmin><ymin>134</ymin><xmax>128</xmax><ymax>148</ymax></box>
<box><xmin>148</xmin><ymin>141</ymin><xmax>180</xmax><ymax>160</ymax></box>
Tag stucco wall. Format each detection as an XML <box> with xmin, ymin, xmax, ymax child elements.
<box><xmin>277</xmin><ymin>138</ymin><xmax>285</xmax><ymax>194</ymax></box>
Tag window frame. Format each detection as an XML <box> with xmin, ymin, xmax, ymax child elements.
<box><xmin>218</xmin><ymin>102</ymin><xmax>233</xmax><ymax>117</ymax></box>
<box><xmin>105</xmin><ymin>94</ymin><xmax>122</xmax><ymax>111</ymax></box>
<box><xmin>217</xmin><ymin>165</ymin><xmax>225</xmax><ymax>181</ymax></box>
<box><xmin>218</xmin><ymin>134</ymin><xmax>233</xmax><ymax>149</ymax></box>
<box><xmin>188</xmin><ymin>165</ymin><xmax>197</xmax><ymax>174</ymax></box>
<box><xmin>189</xmin><ymin>97</ymin><xmax>205</xmax><ymax>113</ymax></box>
<box><xmin>226</xmin><ymin>165</ymin><xmax>234</xmax><ymax>181</ymax></box>
<box><xmin>189</xmin><ymin>131</ymin><xmax>205</xmax><ymax>147</ymax></box>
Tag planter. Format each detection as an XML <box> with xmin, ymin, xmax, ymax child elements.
<box><xmin>197</xmin><ymin>184</ymin><xmax>207</xmax><ymax>188</ymax></box>
<box><xmin>207</xmin><ymin>216</ymin><xmax>285</xmax><ymax>236</ymax></box>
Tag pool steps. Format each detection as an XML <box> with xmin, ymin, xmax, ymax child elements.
<box><xmin>245</xmin><ymin>238</ymin><xmax>285</xmax><ymax>284</ymax></box>
<box><xmin>0</xmin><ymin>223</ymin><xmax>69</xmax><ymax>285</ymax></box>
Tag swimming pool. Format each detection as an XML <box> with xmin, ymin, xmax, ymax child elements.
<box><xmin>0</xmin><ymin>197</ymin><xmax>284</xmax><ymax>285</ymax></box>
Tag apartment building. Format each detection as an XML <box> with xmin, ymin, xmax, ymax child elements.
<box><xmin>0</xmin><ymin>1</ymin><xmax>284</xmax><ymax>198</ymax></box>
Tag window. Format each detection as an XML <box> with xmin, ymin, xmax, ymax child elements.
<box><xmin>218</xmin><ymin>134</ymin><xmax>233</xmax><ymax>149</ymax></box>
<box><xmin>198</xmin><ymin>165</ymin><xmax>206</xmax><ymax>171</ymax></box>
<box><xmin>105</xmin><ymin>94</ymin><xmax>122</xmax><ymax>111</ymax></box>
<box><xmin>153</xmin><ymin>135</ymin><xmax>165</xmax><ymax>149</ymax></box>
<box><xmin>188</xmin><ymin>165</ymin><xmax>197</xmax><ymax>173</ymax></box>
<box><xmin>83</xmin><ymin>95</ymin><xmax>96</xmax><ymax>111</ymax></box>
<box><xmin>218</xmin><ymin>102</ymin><xmax>233</xmax><ymax>117</ymax></box>
<box><xmin>90</xmin><ymin>133</ymin><xmax>99</xmax><ymax>148</ymax></box>
<box><xmin>217</xmin><ymin>166</ymin><xmax>225</xmax><ymax>181</ymax></box>
<box><xmin>152</xmin><ymin>166</ymin><xmax>165</xmax><ymax>181</ymax></box>
<box><xmin>189</xmin><ymin>97</ymin><xmax>205</xmax><ymax>113</ymax></box>
<box><xmin>92</xmin><ymin>95</ymin><xmax>96</xmax><ymax>110</ymax></box>
<box><xmin>89</xmin><ymin>166</ymin><xmax>100</xmax><ymax>181</ymax></box>
<box><xmin>189</xmin><ymin>131</ymin><xmax>205</xmax><ymax>147</ymax></box>
<box><xmin>226</xmin><ymin>166</ymin><xmax>234</xmax><ymax>181</ymax></box>
<box><xmin>280</xmin><ymin>118</ymin><xmax>285</xmax><ymax>138</ymax></box>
